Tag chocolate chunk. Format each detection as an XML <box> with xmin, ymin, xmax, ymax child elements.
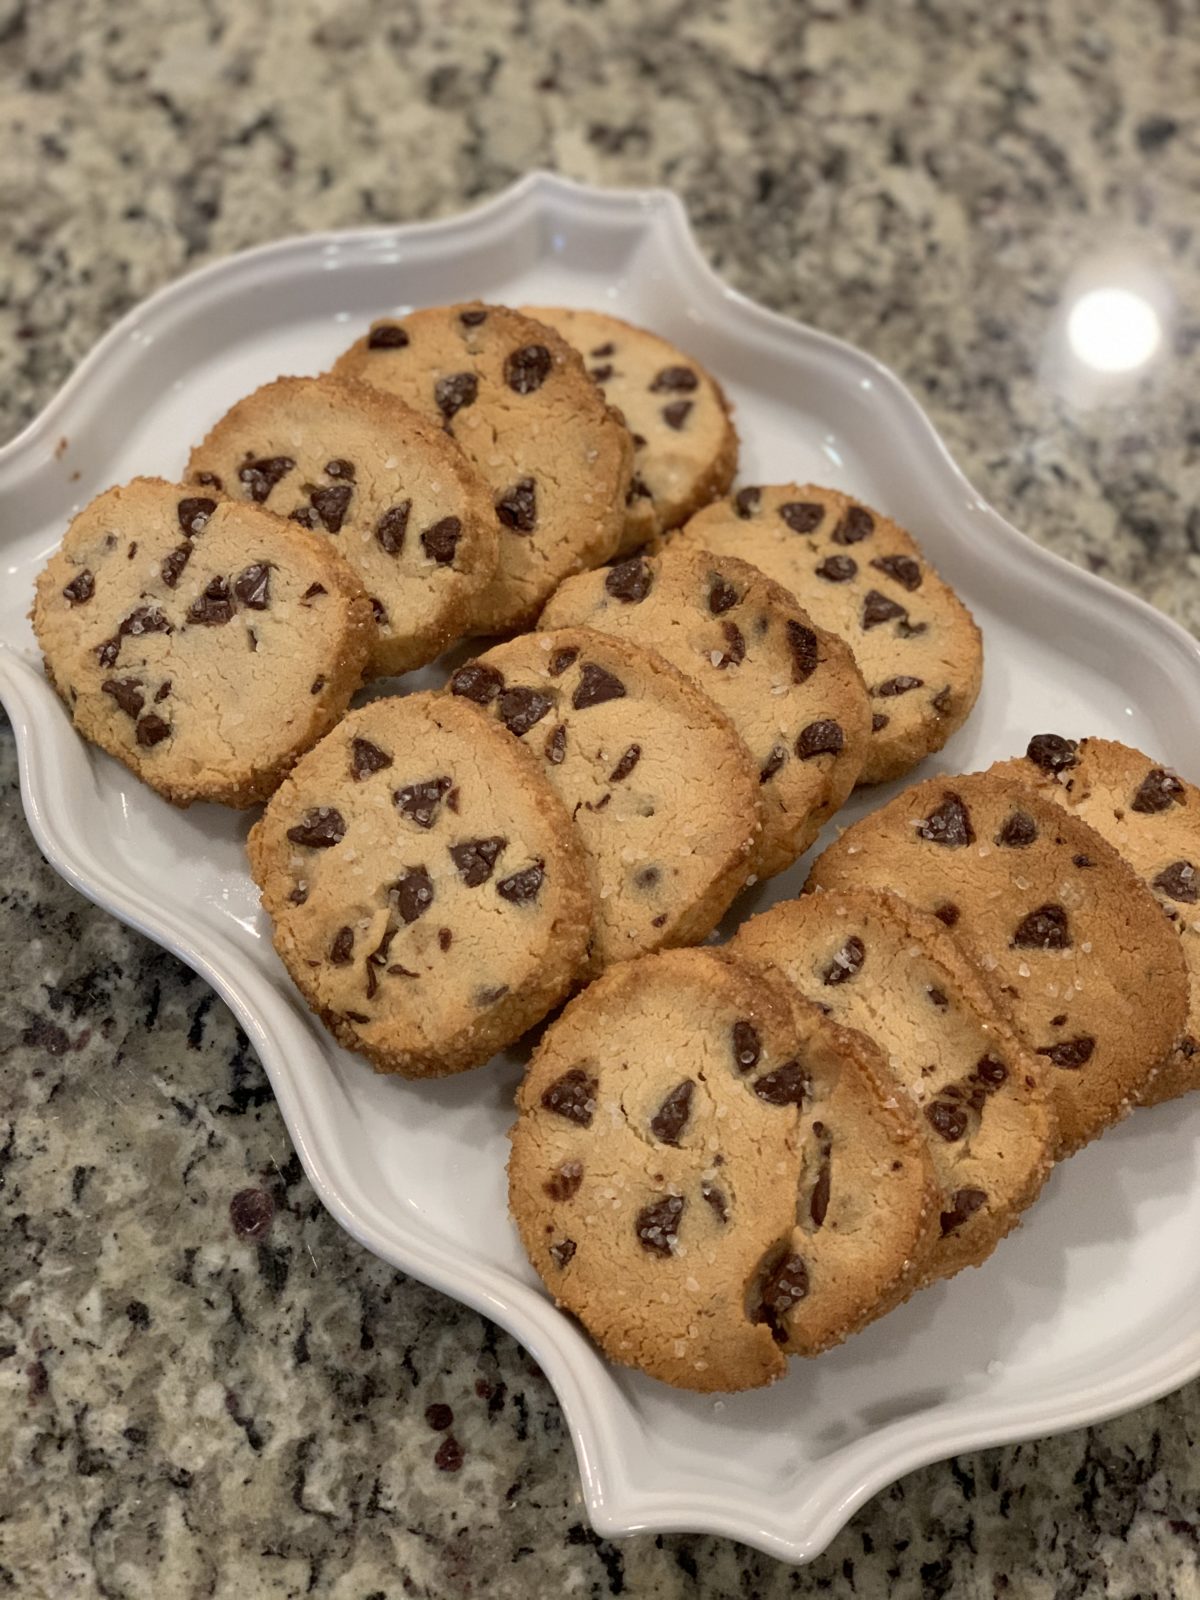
<box><xmin>605</xmin><ymin>558</ymin><xmax>652</xmax><ymax>604</ymax></box>
<box><xmin>549</xmin><ymin>1239</ymin><xmax>576</xmax><ymax>1269</ymax></box>
<box><xmin>395</xmin><ymin>775</ymin><xmax>452</xmax><ymax>829</ymax></box>
<box><xmin>160</xmin><ymin>544</ymin><xmax>192</xmax><ymax>588</ymax></box>
<box><xmin>1132</xmin><ymin>768</ymin><xmax>1185</xmax><ymax>814</ymax></box>
<box><xmin>154</xmin><ymin>681</ymin><xmax>171</xmax><ymax>702</ymax></box>
<box><xmin>303</xmin><ymin>484</ymin><xmax>350</xmax><ymax>533</ymax></box>
<box><xmin>495</xmin><ymin>478</ymin><xmax>537</xmax><ymax>533</ymax></box>
<box><xmin>815</xmin><ymin>555</ymin><xmax>856</xmax><ymax>582</ymax></box>
<box><xmin>287</xmin><ymin>808</ymin><xmax>346</xmax><ymax>848</ymax></box>
<box><xmin>238</xmin><ymin>456</ymin><xmax>295</xmax><ymax>502</ymax></box>
<box><xmin>301</xmin><ymin>582</ymin><xmax>327</xmax><ymax>601</ymax></box>
<box><xmin>193</xmin><ymin>471</ymin><xmax>223</xmax><ymax>490</ymax></box>
<box><xmin>390</xmin><ymin>866</ymin><xmax>434</xmax><ymax>924</ymax></box>
<box><xmin>778</xmin><ymin>502</ymin><xmax>824</xmax><ymax>535</ymax></box>
<box><xmin>421</xmin><ymin>516</ymin><xmax>462</xmax><ymax>564</ymax></box>
<box><xmin>437</xmin><ymin>928</ymin><xmax>452</xmax><ymax>952</ymax></box>
<box><xmin>505</xmin><ymin>344</ymin><xmax>552</xmax><ymax>394</ymax></box>
<box><xmin>996</xmin><ymin>810</ymin><xmax>1038</xmax><ymax>848</ymax></box>
<box><xmin>459</xmin><ymin>308</ymin><xmax>488</xmax><ymax>326</ymax></box>
<box><xmin>716</xmin><ymin>620</ymin><xmax>746</xmax><ymax>668</ymax></box>
<box><xmin>549</xmin><ymin>647</ymin><xmax>578</xmax><ymax>677</ymax></box>
<box><xmin>875</xmin><ymin>675</ymin><xmax>924</xmax><ymax>697</ymax></box>
<box><xmin>701</xmin><ymin>1183</ymin><xmax>729</xmax><ymax>1223</ymax></box>
<box><xmin>661</xmin><ymin>400</ymin><xmax>693</xmax><ymax>430</ymax></box>
<box><xmin>785</xmin><ymin>619</ymin><xmax>819</xmax><ymax>684</ymax></box>
<box><xmin>796</xmin><ymin>720</ymin><xmax>845</xmax><ymax>760</ymax></box>
<box><xmin>940</xmin><ymin>1188</ymin><xmax>986</xmax><ymax>1236</ymax></box>
<box><xmin>1026</xmin><ymin>733</ymin><xmax>1078</xmax><ymax>774</ymax></box>
<box><xmin>497</xmin><ymin>860</ymin><xmax>545</xmax><ymax>904</ymax></box>
<box><xmin>589</xmin><ymin>364</ymin><xmax>613</xmax><ymax>382</ymax></box>
<box><xmin>872</xmin><ymin>713</ymin><xmax>889</xmax><ymax>732</ymax></box>
<box><xmin>449</xmin><ymin>660</ymin><xmax>504</xmax><ymax>704</ymax></box>
<box><xmin>916</xmin><ymin>791</ymin><xmax>975</xmax><ymax>847</ymax></box>
<box><xmin>101</xmin><ymin>677</ymin><xmax>144</xmax><ymax>718</ymax></box>
<box><xmin>753</xmin><ymin>1059</ymin><xmax>809</xmax><ymax>1106</ymax></box>
<box><xmin>870</xmin><ymin>554</ymin><xmax>922</xmax><ymax>590</ymax></box>
<box><xmin>134</xmin><ymin>713</ymin><xmax>170</xmax><ymax>747</ymax></box>
<box><xmin>861</xmin><ymin>589</ymin><xmax>907</xmax><ymax>629</ymax></box>
<box><xmin>368</xmin><ymin>323</ymin><xmax>410</xmax><ymax>349</ymax></box>
<box><xmin>973</xmin><ymin>1055</ymin><xmax>1009</xmax><ymax>1088</ymax></box>
<box><xmin>121</xmin><ymin>605</ymin><xmax>172</xmax><ymax>640</ymax></box>
<box><xmin>649</xmin><ymin>1080</ymin><xmax>694</xmax><ymax>1145</ymax></box>
<box><xmin>544</xmin><ymin>1160</ymin><xmax>583</xmax><ymax>1202</ymax></box>
<box><xmin>450</xmin><ymin>836</ymin><xmax>506</xmax><ymax>887</ymax></box>
<box><xmin>1037</xmin><ymin>1035</ymin><xmax>1096</xmax><ymax>1068</ymax></box>
<box><xmin>926</xmin><ymin>1099</ymin><xmax>969</xmax><ymax>1142</ymax></box>
<box><xmin>734</xmin><ymin>486</ymin><xmax>762</xmax><ymax>519</ymax></box>
<box><xmin>831</xmin><ymin>506</ymin><xmax>875</xmax><ymax>544</ymax></box>
<box><xmin>1154</xmin><ymin>860</ymin><xmax>1199</xmax><ymax>903</ymax></box>
<box><xmin>649</xmin><ymin>366</ymin><xmax>699</xmax><ymax>392</ymax></box>
<box><xmin>635</xmin><ymin>1194</ymin><xmax>684</xmax><ymax>1256</ymax></box>
<box><xmin>233</xmin><ymin>563</ymin><xmax>271</xmax><ymax>609</ymax></box>
<box><xmin>934</xmin><ymin>902</ymin><xmax>960</xmax><ymax>927</ymax></box>
<box><xmin>62</xmin><ymin>569</ymin><xmax>95</xmax><ymax>604</ymax></box>
<box><xmin>498</xmin><ymin>686</ymin><xmax>553</xmax><ymax>736</ymax></box>
<box><xmin>708</xmin><ymin>574</ymin><xmax>740</xmax><ymax>614</ymax></box>
<box><xmin>823</xmin><ymin>935</ymin><xmax>864</xmax><ymax>986</ymax></box>
<box><xmin>931</xmin><ymin>686</ymin><xmax>953</xmax><ymax>713</ymax></box>
<box><xmin>1012</xmin><ymin>903</ymin><xmax>1071</xmax><ymax>950</ymax></box>
<box><xmin>375</xmin><ymin>501</ymin><xmax>411</xmax><ymax>555</ymax></box>
<box><xmin>544</xmin><ymin>724</ymin><xmax>567</xmax><ymax>765</ymax></box>
<box><xmin>436</xmin><ymin>372</ymin><xmax>478</xmax><ymax>421</ymax></box>
<box><xmin>609</xmin><ymin>744</ymin><xmax>641</xmax><ymax>783</ymax></box>
<box><xmin>325</xmin><ymin>459</ymin><xmax>355</xmax><ymax>480</ymax></box>
<box><xmin>351</xmin><ymin>738</ymin><xmax>393</xmax><ymax>780</ymax></box>
<box><xmin>732</xmin><ymin>1020</ymin><xmax>761</xmax><ymax>1073</ymax></box>
<box><xmin>759</xmin><ymin>744</ymin><xmax>787</xmax><ymax>784</ymax></box>
<box><xmin>573</xmin><ymin>662</ymin><xmax>626</xmax><ymax>709</ymax></box>
<box><xmin>370</xmin><ymin>597</ymin><xmax>388</xmax><ymax>626</ymax></box>
<box><xmin>96</xmin><ymin>635</ymin><xmax>121</xmax><ymax>670</ymax></box>
<box><xmin>187</xmin><ymin>577</ymin><xmax>234</xmax><ymax>626</ymax></box>
<box><xmin>177</xmin><ymin>496</ymin><xmax>217</xmax><ymax>536</ymax></box>
<box><xmin>541</xmin><ymin>1066</ymin><xmax>597</xmax><ymax>1126</ymax></box>
<box><xmin>809</xmin><ymin>1134</ymin><xmax>832</xmax><ymax>1228</ymax></box>
<box><xmin>928</xmin><ymin>986</ymin><xmax>949</xmax><ymax>1008</ymax></box>
<box><xmin>758</xmin><ymin>1252</ymin><xmax>809</xmax><ymax>1340</ymax></box>
<box><xmin>329</xmin><ymin>927</ymin><xmax>354</xmax><ymax>965</ymax></box>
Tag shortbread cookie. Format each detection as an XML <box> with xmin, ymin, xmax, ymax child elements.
<box><xmin>521</xmin><ymin>306</ymin><xmax>737</xmax><ymax>551</ymax></box>
<box><xmin>331</xmin><ymin>303</ymin><xmax>633</xmax><ymax>633</ymax></box>
<box><xmin>674</xmin><ymin>484</ymin><xmax>982</xmax><ymax>783</ymax></box>
<box><xmin>540</xmin><ymin>546</ymin><xmax>870</xmax><ymax>878</ymax></box>
<box><xmin>185</xmin><ymin>375</ymin><xmax>496</xmax><ymax>677</ymax></box>
<box><xmin>996</xmin><ymin>735</ymin><xmax>1200</xmax><ymax>1106</ymax></box>
<box><xmin>808</xmin><ymin>772</ymin><xmax>1190</xmax><ymax>1154</ymax></box>
<box><xmin>509</xmin><ymin>947</ymin><xmax>935</xmax><ymax>1390</ymax></box>
<box><xmin>730</xmin><ymin>888</ymin><xmax>1055</xmax><ymax>1285</ymax></box>
<box><xmin>32</xmin><ymin>477</ymin><xmax>373</xmax><ymax>807</ymax></box>
<box><xmin>452</xmin><ymin>629</ymin><xmax>760</xmax><ymax>967</ymax></box>
<box><xmin>247</xmin><ymin>692</ymin><xmax>594</xmax><ymax>1078</ymax></box>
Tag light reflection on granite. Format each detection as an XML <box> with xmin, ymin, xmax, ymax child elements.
<box><xmin>3</xmin><ymin>1</ymin><xmax>1200</xmax><ymax>1594</ymax></box>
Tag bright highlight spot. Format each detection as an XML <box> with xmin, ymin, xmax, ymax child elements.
<box><xmin>1067</xmin><ymin>287</ymin><xmax>1161</xmax><ymax>373</ymax></box>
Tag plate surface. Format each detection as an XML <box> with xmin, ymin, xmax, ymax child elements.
<box><xmin>3</xmin><ymin>172</ymin><xmax>1200</xmax><ymax>1565</ymax></box>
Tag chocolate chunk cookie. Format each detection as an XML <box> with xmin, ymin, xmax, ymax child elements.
<box><xmin>540</xmin><ymin>546</ymin><xmax>870</xmax><ymax>878</ymax></box>
<box><xmin>331</xmin><ymin>304</ymin><xmax>633</xmax><ymax>633</ymax></box>
<box><xmin>996</xmin><ymin>735</ymin><xmax>1200</xmax><ymax>1106</ymax></box>
<box><xmin>185</xmin><ymin>374</ymin><xmax>496</xmax><ymax>677</ymax></box>
<box><xmin>521</xmin><ymin>306</ymin><xmax>738</xmax><ymax>551</ymax></box>
<box><xmin>247</xmin><ymin>691</ymin><xmax>594</xmax><ymax>1078</ymax></box>
<box><xmin>731</xmin><ymin>887</ymin><xmax>1055</xmax><ymax>1285</ymax></box>
<box><xmin>808</xmin><ymin>771</ymin><xmax>1189</xmax><ymax>1153</ymax></box>
<box><xmin>32</xmin><ymin>478</ymin><xmax>373</xmax><ymax>807</ymax></box>
<box><xmin>454</xmin><ymin>628</ymin><xmax>760</xmax><ymax>967</ymax></box>
<box><xmin>508</xmin><ymin>947</ymin><xmax>936</xmax><ymax>1390</ymax></box>
<box><xmin>674</xmin><ymin>484</ymin><xmax>982</xmax><ymax>783</ymax></box>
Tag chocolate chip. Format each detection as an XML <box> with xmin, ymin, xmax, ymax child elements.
<box><xmin>871</xmin><ymin>554</ymin><xmax>922</xmax><ymax>590</ymax></box>
<box><xmin>604</xmin><ymin>744</ymin><xmax>640</xmax><ymax>784</ymax></box>
<box><xmin>351</xmin><ymin>738</ymin><xmax>393</xmax><ymax>780</ymax></box>
<box><xmin>635</xmin><ymin>1194</ymin><xmax>684</xmax><ymax>1256</ymax></box>
<box><xmin>544</xmin><ymin>724</ymin><xmax>567</xmax><ymax>765</ymax></box>
<box><xmin>375</xmin><ymin>501</ymin><xmax>411</xmax><ymax>555</ymax></box>
<box><xmin>861</xmin><ymin>589</ymin><xmax>907</xmax><ymax>629</ymax></box>
<box><xmin>940</xmin><ymin>1188</ymin><xmax>986</xmax><ymax>1236</ymax></box>
<box><xmin>732</xmin><ymin>1020</ymin><xmax>761</xmax><ymax>1073</ymax></box>
<box><xmin>916</xmin><ymin>792</ymin><xmax>975</xmax><ymax>847</ymax></box>
<box><xmin>590</xmin><ymin>364</ymin><xmax>613</xmax><ymax>382</ymax></box>
<box><xmin>436</xmin><ymin>372</ymin><xmax>478</xmax><ymax>421</ymax></box>
<box><xmin>193</xmin><ymin>471</ymin><xmax>223</xmax><ymax>490</ymax></box>
<box><xmin>459</xmin><ymin>307</ymin><xmax>487</xmax><ymax>326</ymax></box>
<box><xmin>541</xmin><ymin>1066</ymin><xmax>597</xmax><ymax>1126</ymax></box>
<box><xmin>605</xmin><ymin>558</ymin><xmax>652</xmax><ymax>603</ymax></box>
<box><xmin>782</xmin><ymin>620</ymin><xmax>817</xmax><ymax>685</ymax></box>
<box><xmin>626</xmin><ymin>473</ymin><xmax>653</xmax><ymax>503</ymax></box>
<box><xmin>371</xmin><ymin>598</ymin><xmax>389</xmax><ymax>626</ymax></box>
<box><xmin>390</xmin><ymin>866</ymin><xmax>434</xmax><ymax>924</ymax></box>
<box><xmin>238</xmin><ymin>456</ymin><xmax>295</xmax><ymax>502</ymax></box>
<box><xmin>928</xmin><ymin>986</ymin><xmax>949</xmax><ymax>1009</ymax></box>
<box><xmin>875</xmin><ymin>675</ymin><xmax>924</xmax><ymax>697</ymax></box>
<box><xmin>774</xmin><ymin>502</ymin><xmax>822</xmax><ymax>536</ymax></box>
<box><xmin>1132</xmin><ymin>768</ymin><xmax>1185</xmax><ymax>814</ymax></box>
<box><xmin>133</xmin><ymin>713</ymin><xmax>170</xmax><ymax>747</ymax></box>
<box><xmin>549</xmin><ymin>647</ymin><xmax>578</xmax><ymax>677</ymax></box>
<box><xmin>498</xmin><ymin>686</ymin><xmax>553</xmax><ymax>736</ymax></box>
<box><xmin>505</xmin><ymin>344</ymin><xmax>552</xmax><ymax>394</ymax></box>
<box><xmin>758</xmin><ymin>1252</ymin><xmax>809</xmax><ymax>1341</ymax></box>
<box><xmin>931</xmin><ymin>686</ymin><xmax>953</xmax><ymax>713</ymax></box>
<box><xmin>823</xmin><ymin>935</ymin><xmax>864</xmax><ymax>985</ymax></box>
<box><xmin>809</xmin><ymin>1139</ymin><xmax>832</xmax><ymax>1228</ymax></box>
<box><xmin>292</xmin><ymin>506</ymin><xmax>321</xmax><ymax>531</ymax></box>
<box><xmin>872</xmin><ymin>713</ymin><xmax>889</xmax><ymax>732</ymax></box>
<box><xmin>934</xmin><ymin>902</ymin><xmax>960</xmax><ymax>927</ymax></box>
<box><xmin>1012</xmin><ymin>903</ymin><xmax>1071</xmax><ymax>949</ymax></box>
<box><xmin>61</xmin><ymin>569</ymin><xmax>95</xmax><ymax>604</ymax></box>
<box><xmin>421</xmin><ymin>516</ymin><xmax>462</xmax><ymax>564</ymax></box>
<box><xmin>497</xmin><ymin>861</ymin><xmax>545</xmax><ymax>904</ymax></box>
<box><xmin>996</xmin><ymin>810</ymin><xmax>1038</xmax><ymax>848</ymax></box>
<box><xmin>973</xmin><ymin>1055</ymin><xmax>1009</xmax><ymax>1088</ymax></box>
<box><xmin>329</xmin><ymin>927</ymin><xmax>354</xmax><ymax>965</ymax></box>
<box><xmin>753</xmin><ymin>1059</ymin><xmax>809</xmax><ymax>1106</ymax></box>
<box><xmin>95</xmin><ymin>637</ymin><xmax>120</xmax><ymax>668</ymax></box>
<box><xmin>177</xmin><ymin>496</ymin><xmax>217</xmax><ymax>536</ymax></box>
<box><xmin>449</xmin><ymin>661</ymin><xmax>504</xmax><ymax>704</ymax></box>
<box><xmin>544</xmin><ymin>1160</ymin><xmax>583</xmax><ymax>1201</ymax></box>
<box><xmin>1154</xmin><ymin>860</ymin><xmax>1199</xmax><ymax>903</ymax></box>
<box><xmin>701</xmin><ymin>1183</ymin><xmax>729</xmax><ymax>1223</ymax></box>
<box><xmin>796</xmin><ymin>720</ymin><xmax>845</xmax><ymax>760</ymax></box>
<box><xmin>661</xmin><ymin>400</ymin><xmax>693</xmax><ymax>430</ymax></box>
<box><xmin>446</xmin><ymin>838</ymin><xmax>505</xmax><ymax>891</ymax></box>
<box><xmin>127</xmin><ymin>541</ymin><xmax>138</xmax><ymax>559</ymax></box>
<box><xmin>287</xmin><ymin>808</ymin><xmax>346</xmax><ymax>848</ymax></box>
<box><xmin>759</xmin><ymin>745</ymin><xmax>787</xmax><ymax>784</ymax></box>
<box><xmin>325</xmin><ymin>459</ymin><xmax>355</xmax><ymax>480</ymax></box>
<box><xmin>187</xmin><ymin>577</ymin><xmax>234</xmax><ymax>626</ymax></box>
<box><xmin>926</xmin><ymin>1099</ymin><xmax>969</xmax><ymax>1141</ymax></box>
<box><xmin>1025</xmin><ymin>733</ymin><xmax>1078</xmax><ymax>774</ymax></box>
<box><xmin>734</xmin><ymin>486</ymin><xmax>762</xmax><ymax>519</ymax></box>
<box><xmin>307</xmin><ymin>483</ymin><xmax>352</xmax><ymax>533</ymax></box>
<box><xmin>634</xmin><ymin>866</ymin><xmax>660</xmax><ymax>889</ymax></box>
<box><xmin>548</xmin><ymin>1240</ymin><xmax>576</xmax><ymax>1269</ymax></box>
<box><xmin>159</xmin><ymin>544</ymin><xmax>192</xmax><ymax>588</ymax></box>
<box><xmin>495</xmin><ymin>478</ymin><xmax>538</xmax><ymax>533</ymax></box>
<box><xmin>302</xmin><ymin>583</ymin><xmax>326</xmax><ymax>601</ymax></box>
<box><xmin>716</xmin><ymin>620</ymin><xmax>746</xmax><ymax>668</ymax></box>
<box><xmin>647</xmin><ymin>365</ymin><xmax>698</xmax><ymax>393</ymax></box>
<box><xmin>395</xmin><ymin>775</ymin><xmax>452</xmax><ymax>829</ymax></box>
<box><xmin>1037</xmin><ymin>1035</ymin><xmax>1095</xmax><ymax>1068</ymax></box>
<box><xmin>573</xmin><ymin>662</ymin><xmax>626</xmax><ymax>709</ymax></box>
<box><xmin>815</xmin><ymin>555</ymin><xmax>856</xmax><ymax>582</ymax></box>
<box><xmin>311</xmin><ymin>676</ymin><xmax>325</xmax><ymax>694</ymax></box>
<box><xmin>288</xmin><ymin>886</ymin><xmax>308</xmax><ymax>906</ymax></box>
<box><xmin>1050</xmin><ymin>1014</ymin><xmax>1067</xmax><ymax>1028</ymax></box>
<box><xmin>707</xmin><ymin>574</ymin><xmax>740</xmax><ymax>614</ymax></box>
<box><xmin>121</xmin><ymin>605</ymin><xmax>172</xmax><ymax>641</ymax></box>
<box><xmin>474</xmin><ymin>984</ymin><xmax>509</xmax><ymax>1007</ymax></box>
<box><xmin>368</xmin><ymin>323</ymin><xmax>409</xmax><ymax>349</ymax></box>
<box><xmin>831</xmin><ymin>506</ymin><xmax>874</xmax><ymax>544</ymax></box>
<box><xmin>233</xmin><ymin>563</ymin><xmax>271</xmax><ymax>609</ymax></box>
<box><xmin>154</xmin><ymin>681</ymin><xmax>171</xmax><ymax>702</ymax></box>
<box><xmin>101</xmin><ymin>677</ymin><xmax>144</xmax><ymax>718</ymax></box>
<box><xmin>649</xmin><ymin>1080</ymin><xmax>695</xmax><ymax>1145</ymax></box>
<box><xmin>590</xmin><ymin>341</ymin><xmax>616</xmax><ymax>358</ymax></box>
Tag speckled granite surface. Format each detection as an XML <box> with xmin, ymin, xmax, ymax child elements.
<box><xmin>2</xmin><ymin>1</ymin><xmax>1200</xmax><ymax>1595</ymax></box>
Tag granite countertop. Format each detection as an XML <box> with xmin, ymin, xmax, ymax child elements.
<box><xmin>2</xmin><ymin>2</ymin><xmax>1199</xmax><ymax>1596</ymax></box>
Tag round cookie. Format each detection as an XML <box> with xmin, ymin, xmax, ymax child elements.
<box><xmin>673</xmin><ymin>484</ymin><xmax>982</xmax><ymax>784</ymax></box>
<box><xmin>509</xmin><ymin>947</ymin><xmax>936</xmax><ymax>1390</ymax></box>
<box><xmin>451</xmin><ymin>629</ymin><xmax>760</xmax><ymax>968</ymax></box>
<box><xmin>247</xmin><ymin>691</ymin><xmax>594</xmax><ymax>1079</ymax></box>
<box><xmin>540</xmin><ymin>546</ymin><xmax>871</xmax><ymax>879</ymax></box>
<box><xmin>331</xmin><ymin>303</ymin><xmax>633</xmax><ymax>634</ymax></box>
<box><xmin>730</xmin><ymin>888</ymin><xmax>1056</xmax><ymax>1286</ymax></box>
<box><xmin>520</xmin><ymin>306</ymin><xmax>738</xmax><ymax>552</ymax></box>
<box><xmin>995</xmin><ymin>734</ymin><xmax>1200</xmax><ymax>1107</ymax></box>
<box><xmin>32</xmin><ymin>477</ymin><xmax>373</xmax><ymax>808</ymax></box>
<box><xmin>185</xmin><ymin>374</ymin><xmax>497</xmax><ymax>677</ymax></box>
<box><xmin>807</xmin><ymin>771</ymin><xmax>1190</xmax><ymax>1154</ymax></box>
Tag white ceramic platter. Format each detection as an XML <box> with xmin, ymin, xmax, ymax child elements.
<box><xmin>4</xmin><ymin>173</ymin><xmax>1200</xmax><ymax>1565</ymax></box>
